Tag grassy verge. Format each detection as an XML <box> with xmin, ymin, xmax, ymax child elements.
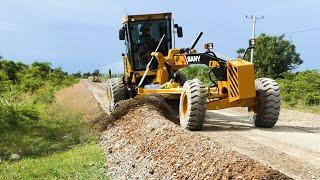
<box><xmin>281</xmin><ymin>103</ymin><xmax>320</xmax><ymax>114</ymax></box>
<box><xmin>0</xmin><ymin>144</ymin><xmax>106</xmax><ymax>179</ymax></box>
<box><xmin>0</xmin><ymin>87</ymin><xmax>107</xmax><ymax>179</ymax></box>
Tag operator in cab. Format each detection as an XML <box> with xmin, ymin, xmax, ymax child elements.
<box><xmin>138</xmin><ymin>25</ymin><xmax>156</xmax><ymax>69</ymax></box>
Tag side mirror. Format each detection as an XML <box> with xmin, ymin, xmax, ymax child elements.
<box><xmin>174</xmin><ymin>24</ymin><xmax>183</xmax><ymax>38</ymax></box>
<box><xmin>177</xmin><ymin>26</ymin><xmax>183</xmax><ymax>37</ymax></box>
<box><xmin>119</xmin><ymin>29</ymin><xmax>125</xmax><ymax>40</ymax></box>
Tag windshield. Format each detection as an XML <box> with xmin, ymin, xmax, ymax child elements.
<box><xmin>128</xmin><ymin>19</ymin><xmax>171</xmax><ymax>70</ymax></box>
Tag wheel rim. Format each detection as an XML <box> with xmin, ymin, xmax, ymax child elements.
<box><xmin>106</xmin><ymin>85</ymin><xmax>113</xmax><ymax>110</ymax></box>
<box><xmin>180</xmin><ymin>92</ymin><xmax>189</xmax><ymax>123</ymax></box>
<box><xmin>107</xmin><ymin>88</ymin><xmax>112</xmax><ymax>102</ymax></box>
<box><xmin>182</xmin><ymin>93</ymin><xmax>188</xmax><ymax>117</ymax></box>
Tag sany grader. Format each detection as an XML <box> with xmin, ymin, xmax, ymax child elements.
<box><xmin>106</xmin><ymin>12</ymin><xmax>280</xmax><ymax>131</ymax></box>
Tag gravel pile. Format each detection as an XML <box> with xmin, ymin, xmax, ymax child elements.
<box><xmin>91</xmin><ymin>95</ymin><xmax>178</xmax><ymax>131</ymax></box>
<box><xmin>99</xmin><ymin>96</ymin><xmax>290</xmax><ymax>179</ymax></box>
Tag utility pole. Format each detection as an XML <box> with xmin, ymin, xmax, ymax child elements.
<box><xmin>246</xmin><ymin>15</ymin><xmax>264</xmax><ymax>63</ymax></box>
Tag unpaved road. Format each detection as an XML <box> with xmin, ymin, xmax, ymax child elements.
<box><xmin>85</xmin><ymin>80</ymin><xmax>320</xmax><ymax>179</ymax></box>
<box><xmin>203</xmin><ymin>109</ymin><xmax>320</xmax><ymax>179</ymax></box>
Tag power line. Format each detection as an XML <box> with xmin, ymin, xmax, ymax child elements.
<box><xmin>284</xmin><ymin>26</ymin><xmax>320</xmax><ymax>35</ymax></box>
<box><xmin>248</xmin><ymin>0</ymin><xmax>306</xmax><ymax>17</ymax></box>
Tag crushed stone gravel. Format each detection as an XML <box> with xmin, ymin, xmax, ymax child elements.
<box><xmin>99</xmin><ymin>96</ymin><xmax>291</xmax><ymax>179</ymax></box>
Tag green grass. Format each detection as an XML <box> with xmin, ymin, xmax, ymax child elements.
<box><xmin>0</xmin><ymin>99</ymin><xmax>108</xmax><ymax>179</ymax></box>
<box><xmin>0</xmin><ymin>104</ymin><xmax>97</xmax><ymax>159</ymax></box>
<box><xmin>0</xmin><ymin>144</ymin><xmax>107</xmax><ymax>180</ymax></box>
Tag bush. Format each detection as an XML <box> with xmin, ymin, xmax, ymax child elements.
<box><xmin>0</xmin><ymin>70</ymin><xmax>11</xmax><ymax>93</ymax></box>
<box><xmin>0</xmin><ymin>99</ymin><xmax>39</xmax><ymax>127</ymax></box>
<box><xmin>277</xmin><ymin>70</ymin><xmax>320</xmax><ymax>106</ymax></box>
<box><xmin>32</xmin><ymin>86</ymin><xmax>55</xmax><ymax>104</ymax></box>
<box><xmin>179</xmin><ymin>65</ymin><xmax>211</xmax><ymax>84</ymax></box>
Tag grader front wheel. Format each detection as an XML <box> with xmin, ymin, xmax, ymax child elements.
<box><xmin>106</xmin><ymin>78</ymin><xmax>126</xmax><ymax>112</ymax></box>
<box><xmin>179</xmin><ymin>79</ymin><xmax>207</xmax><ymax>131</ymax></box>
<box><xmin>250</xmin><ymin>78</ymin><xmax>281</xmax><ymax>128</ymax></box>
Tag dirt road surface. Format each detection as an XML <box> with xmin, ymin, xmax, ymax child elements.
<box><xmin>202</xmin><ymin>109</ymin><xmax>320</xmax><ymax>179</ymax></box>
<box><xmin>85</xmin><ymin>80</ymin><xmax>320</xmax><ymax>179</ymax></box>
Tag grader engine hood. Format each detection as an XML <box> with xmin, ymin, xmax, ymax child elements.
<box><xmin>226</xmin><ymin>60</ymin><xmax>256</xmax><ymax>102</ymax></box>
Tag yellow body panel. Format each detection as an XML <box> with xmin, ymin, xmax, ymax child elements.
<box><xmin>152</xmin><ymin>50</ymin><xmax>188</xmax><ymax>84</ymax></box>
<box><xmin>137</xmin><ymin>85</ymin><xmax>257</xmax><ymax>110</ymax></box>
<box><xmin>217</xmin><ymin>81</ymin><xmax>228</xmax><ymax>95</ymax></box>
<box><xmin>137</xmin><ymin>87</ymin><xmax>182</xmax><ymax>94</ymax></box>
<box><xmin>206</xmin><ymin>97</ymin><xmax>257</xmax><ymax>110</ymax></box>
<box><xmin>205</xmin><ymin>59</ymin><xmax>258</xmax><ymax>110</ymax></box>
<box><xmin>137</xmin><ymin>87</ymin><xmax>181</xmax><ymax>100</ymax></box>
<box><xmin>161</xmin><ymin>82</ymin><xmax>180</xmax><ymax>89</ymax></box>
<box><xmin>123</xmin><ymin>55</ymin><xmax>158</xmax><ymax>84</ymax></box>
<box><xmin>152</xmin><ymin>52</ymin><xmax>169</xmax><ymax>84</ymax></box>
<box><xmin>123</xmin><ymin>55</ymin><xmax>132</xmax><ymax>78</ymax></box>
<box><xmin>166</xmin><ymin>49</ymin><xmax>188</xmax><ymax>69</ymax></box>
<box><xmin>226</xmin><ymin>59</ymin><xmax>256</xmax><ymax>102</ymax></box>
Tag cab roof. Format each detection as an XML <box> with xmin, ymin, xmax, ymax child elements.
<box><xmin>122</xmin><ymin>12</ymin><xmax>172</xmax><ymax>24</ymax></box>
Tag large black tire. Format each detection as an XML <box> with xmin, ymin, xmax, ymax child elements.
<box><xmin>106</xmin><ymin>78</ymin><xmax>126</xmax><ymax>112</ymax></box>
<box><xmin>250</xmin><ymin>78</ymin><xmax>281</xmax><ymax>128</ymax></box>
<box><xmin>179</xmin><ymin>79</ymin><xmax>207</xmax><ymax>131</ymax></box>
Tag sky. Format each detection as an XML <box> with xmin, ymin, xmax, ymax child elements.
<box><xmin>0</xmin><ymin>0</ymin><xmax>319</xmax><ymax>73</ymax></box>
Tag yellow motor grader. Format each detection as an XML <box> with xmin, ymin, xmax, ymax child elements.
<box><xmin>106</xmin><ymin>12</ymin><xmax>280</xmax><ymax>130</ymax></box>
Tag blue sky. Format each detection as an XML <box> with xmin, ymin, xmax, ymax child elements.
<box><xmin>0</xmin><ymin>0</ymin><xmax>319</xmax><ymax>73</ymax></box>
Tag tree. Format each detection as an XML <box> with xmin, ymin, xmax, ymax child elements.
<box><xmin>236</xmin><ymin>48</ymin><xmax>245</xmax><ymax>58</ymax></box>
<box><xmin>82</xmin><ymin>72</ymin><xmax>91</xmax><ymax>78</ymax></box>
<box><xmin>0</xmin><ymin>69</ymin><xmax>11</xmax><ymax>93</ymax></box>
<box><xmin>72</xmin><ymin>71</ymin><xmax>82</xmax><ymax>78</ymax></box>
<box><xmin>238</xmin><ymin>34</ymin><xmax>303</xmax><ymax>79</ymax></box>
<box><xmin>92</xmin><ymin>69</ymin><xmax>100</xmax><ymax>76</ymax></box>
<box><xmin>31</xmin><ymin>61</ymin><xmax>52</xmax><ymax>79</ymax></box>
<box><xmin>0</xmin><ymin>60</ymin><xmax>28</xmax><ymax>83</ymax></box>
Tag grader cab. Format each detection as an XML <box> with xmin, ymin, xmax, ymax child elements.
<box><xmin>106</xmin><ymin>12</ymin><xmax>281</xmax><ymax>131</ymax></box>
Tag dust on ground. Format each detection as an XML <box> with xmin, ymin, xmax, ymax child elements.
<box><xmin>98</xmin><ymin>95</ymin><xmax>290</xmax><ymax>179</ymax></box>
